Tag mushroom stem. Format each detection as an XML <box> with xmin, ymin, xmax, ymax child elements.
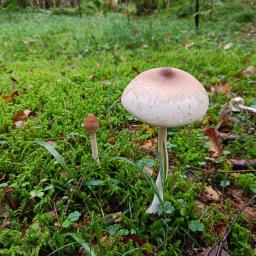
<box><xmin>89</xmin><ymin>132</ymin><xmax>100</xmax><ymax>163</ymax></box>
<box><xmin>238</xmin><ymin>105</ymin><xmax>256</xmax><ymax>113</ymax></box>
<box><xmin>147</xmin><ymin>126</ymin><xmax>168</xmax><ymax>214</ymax></box>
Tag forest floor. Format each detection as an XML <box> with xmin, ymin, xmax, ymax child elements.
<box><xmin>0</xmin><ymin>1</ymin><xmax>256</xmax><ymax>255</ymax></box>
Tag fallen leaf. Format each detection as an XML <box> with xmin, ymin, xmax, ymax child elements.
<box><xmin>3</xmin><ymin>124</ymin><xmax>8</xmax><ymax>133</ymax></box>
<box><xmin>223</xmin><ymin>42</ymin><xmax>233</xmax><ymax>50</ymax></box>
<box><xmin>211</xmin><ymin>83</ymin><xmax>231</xmax><ymax>94</ymax></box>
<box><xmin>219</xmin><ymin>132</ymin><xmax>239</xmax><ymax>142</ymax></box>
<box><xmin>2</xmin><ymin>91</ymin><xmax>19</xmax><ymax>102</ymax></box>
<box><xmin>24</xmin><ymin>38</ymin><xmax>37</xmax><ymax>45</ymax></box>
<box><xmin>204</xmin><ymin>128</ymin><xmax>222</xmax><ymax>155</ymax></box>
<box><xmin>140</xmin><ymin>137</ymin><xmax>157</xmax><ymax>154</ymax></box>
<box><xmin>7</xmin><ymin>196</ymin><xmax>18</xmax><ymax>209</ymax></box>
<box><xmin>119</xmin><ymin>55</ymin><xmax>126</xmax><ymax>62</ymax></box>
<box><xmin>0</xmin><ymin>206</ymin><xmax>9</xmax><ymax>218</ymax></box>
<box><xmin>201</xmin><ymin>116</ymin><xmax>211</xmax><ymax>126</ymax></box>
<box><xmin>204</xmin><ymin>186</ymin><xmax>220</xmax><ymax>201</ymax></box>
<box><xmin>122</xmin><ymin>234</ymin><xmax>145</xmax><ymax>246</ymax></box>
<box><xmin>12</xmin><ymin>109</ymin><xmax>32</xmax><ymax>128</ymax></box>
<box><xmin>132</xmin><ymin>67</ymin><xmax>140</xmax><ymax>74</ymax></box>
<box><xmin>242</xmin><ymin>65</ymin><xmax>256</xmax><ymax>77</ymax></box>
<box><xmin>143</xmin><ymin>166</ymin><xmax>154</xmax><ymax>176</ymax></box>
<box><xmin>101</xmin><ymin>80</ymin><xmax>110</xmax><ymax>85</ymax></box>
<box><xmin>88</xmin><ymin>74</ymin><xmax>95</xmax><ymax>81</ymax></box>
<box><xmin>3</xmin><ymin>188</ymin><xmax>18</xmax><ymax>209</ymax></box>
<box><xmin>127</xmin><ymin>124</ymin><xmax>140</xmax><ymax>133</ymax></box>
<box><xmin>216</xmin><ymin>116</ymin><xmax>238</xmax><ymax>133</ymax></box>
<box><xmin>230</xmin><ymin>189</ymin><xmax>256</xmax><ymax>224</ymax></box>
<box><xmin>184</xmin><ymin>42</ymin><xmax>194</xmax><ymax>49</ymax></box>
<box><xmin>106</xmin><ymin>211</ymin><xmax>122</xmax><ymax>224</ymax></box>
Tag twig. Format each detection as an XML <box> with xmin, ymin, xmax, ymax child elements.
<box><xmin>207</xmin><ymin>194</ymin><xmax>256</xmax><ymax>256</ymax></box>
<box><xmin>218</xmin><ymin>170</ymin><xmax>256</xmax><ymax>173</ymax></box>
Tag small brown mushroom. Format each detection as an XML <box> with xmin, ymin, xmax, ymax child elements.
<box><xmin>84</xmin><ymin>114</ymin><xmax>100</xmax><ymax>163</ymax></box>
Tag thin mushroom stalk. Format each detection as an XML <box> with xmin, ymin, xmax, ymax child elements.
<box><xmin>89</xmin><ymin>132</ymin><xmax>99</xmax><ymax>163</ymax></box>
<box><xmin>84</xmin><ymin>114</ymin><xmax>100</xmax><ymax>163</ymax></box>
<box><xmin>147</xmin><ymin>126</ymin><xmax>168</xmax><ymax>214</ymax></box>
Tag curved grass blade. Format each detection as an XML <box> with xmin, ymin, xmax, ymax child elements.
<box><xmin>35</xmin><ymin>139</ymin><xmax>73</xmax><ymax>178</ymax></box>
<box><xmin>47</xmin><ymin>242</ymin><xmax>79</xmax><ymax>256</ymax></box>
<box><xmin>66</xmin><ymin>233</ymin><xmax>97</xmax><ymax>256</ymax></box>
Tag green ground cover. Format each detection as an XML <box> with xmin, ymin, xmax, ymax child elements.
<box><xmin>0</xmin><ymin>1</ymin><xmax>256</xmax><ymax>255</ymax></box>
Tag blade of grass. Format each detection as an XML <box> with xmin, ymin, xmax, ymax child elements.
<box><xmin>66</xmin><ymin>233</ymin><xmax>97</xmax><ymax>256</ymax></box>
<box><xmin>35</xmin><ymin>139</ymin><xmax>73</xmax><ymax>178</ymax></box>
<box><xmin>115</xmin><ymin>157</ymin><xmax>162</xmax><ymax>201</ymax></box>
<box><xmin>47</xmin><ymin>242</ymin><xmax>79</xmax><ymax>256</ymax></box>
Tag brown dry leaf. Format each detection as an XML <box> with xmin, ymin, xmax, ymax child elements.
<box><xmin>143</xmin><ymin>166</ymin><xmax>154</xmax><ymax>176</ymax></box>
<box><xmin>223</xmin><ymin>42</ymin><xmax>233</xmax><ymax>50</ymax></box>
<box><xmin>184</xmin><ymin>42</ymin><xmax>194</xmax><ymax>49</ymax></box>
<box><xmin>127</xmin><ymin>124</ymin><xmax>140</xmax><ymax>133</ymax></box>
<box><xmin>242</xmin><ymin>65</ymin><xmax>256</xmax><ymax>77</ymax></box>
<box><xmin>88</xmin><ymin>74</ymin><xmax>95</xmax><ymax>81</ymax></box>
<box><xmin>230</xmin><ymin>189</ymin><xmax>256</xmax><ymax>224</ymax></box>
<box><xmin>3</xmin><ymin>124</ymin><xmax>9</xmax><ymax>133</ymax></box>
<box><xmin>106</xmin><ymin>211</ymin><xmax>122</xmax><ymax>224</ymax></box>
<box><xmin>201</xmin><ymin>116</ymin><xmax>211</xmax><ymax>126</ymax></box>
<box><xmin>195</xmin><ymin>200</ymin><xmax>207</xmax><ymax>213</ymax></box>
<box><xmin>211</xmin><ymin>83</ymin><xmax>231</xmax><ymax>94</ymax></box>
<box><xmin>11</xmin><ymin>76</ymin><xmax>19</xmax><ymax>82</ymax></box>
<box><xmin>204</xmin><ymin>186</ymin><xmax>220</xmax><ymax>201</ymax></box>
<box><xmin>0</xmin><ymin>206</ymin><xmax>9</xmax><ymax>218</ymax></box>
<box><xmin>204</xmin><ymin>128</ymin><xmax>222</xmax><ymax>155</ymax></box>
<box><xmin>12</xmin><ymin>109</ymin><xmax>32</xmax><ymax>128</ymax></box>
<box><xmin>2</xmin><ymin>91</ymin><xmax>19</xmax><ymax>102</ymax></box>
<box><xmin>119</xmin><ymin>55</ymin><xmax>126</xmax><ymax>62</ymax></box>
<box><xmin>140</xmin><ymin>137</ymin><xmax>157</xmax><ymax>154</ymax></box>
<box><xmin>61</xmin><ymin>171</ymin><xmax>68</xmax><ymax>177</ymax></box>
<box><xmin>24</xmin><ymin>38</ymin><xmax>37</xmax><ymax>45</ymax></box>
<box><xmin>101</xmin><ymin>80</ymin><xmax>110</xmax><ymax>85</ymax></box>
<box><xmin>132</xmin><ymin>67</ymin><xmax>140</xmax><ymax>74</ymax></box>
<box><xmin>7</xmin><ymin>197</ymin><xmax>18</xmax><ymax>209</ymax></box>
<box><xmin>141</xmin><ymin>44</ymin><xmax>148</xmax><ymax>49</ymax></box>
<box><xmin>216</xmin><ymin>117</ymin><xmax>238</xmax><ymax>133</ymax></box>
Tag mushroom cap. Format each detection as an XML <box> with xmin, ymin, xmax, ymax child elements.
<box><xmin>121</xmin><ymin>67</ymin><xmax>209</xmax><ymax>127</ymax></box>
<box><xmin>229</xmin><ymin>97</ymin><xmax>245</xmax><ymax>112</ymax></box>
<box><xmin>84</xmin><ymin>114</ymin><xmax>99</xmax><ymax>133</ymax></box>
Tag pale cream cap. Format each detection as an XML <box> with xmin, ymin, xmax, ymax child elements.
<box><xmin>121</xmin><ymin>67</ymin><xmax>209</xmax><ymax>127</ymax></box>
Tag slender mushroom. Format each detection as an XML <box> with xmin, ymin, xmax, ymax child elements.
<box><xmin>121</xmin><ymin>67</ymin><xmax>209</xmax><ymax>214</ymax></box>
<box><xmin>84</xmin><ymin>114</ymin><xmax>100</xmax><ymax>163</ymax></box>
<box><xmin>229</xmin><ymin>97</ymin><xmax>256</xmax><ymax>113</ymax></box>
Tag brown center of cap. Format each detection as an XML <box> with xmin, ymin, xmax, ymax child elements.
<box><xmin>160</xmin><ymin>68</ymin><xmax>174</xmax><ymax>78</ymax></box>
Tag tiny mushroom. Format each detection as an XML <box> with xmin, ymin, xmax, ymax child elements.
<box><xmin>229</xmin><ymin>97</ymin><xmax>256</xmax><ymax>113</ymax></box>
<box><xmin>84</xmin><ymin>114</ymin><xmax>100</xmax><ymax>163</ymax></box>
<box><xmin>121</xmin><ymin>67</ymin><xmax>209</xmax><ymax>214</ymax></box>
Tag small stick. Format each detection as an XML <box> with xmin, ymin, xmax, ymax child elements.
<box><xmin>207</xmin><ymin>194</ymin><xmax>256</xmax><ymax>256</ymax></box>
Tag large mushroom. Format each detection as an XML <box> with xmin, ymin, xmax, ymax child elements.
<box><xmin>121</xmin><ymin>67</ymin><xmax>209</xmax><ymax>214</ymax></box>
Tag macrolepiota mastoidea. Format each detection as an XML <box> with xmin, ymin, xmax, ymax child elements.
<box><xmin>121</xmin><ymin>67</ymin><xmax>209</xmax><ymax>214</ymax></box>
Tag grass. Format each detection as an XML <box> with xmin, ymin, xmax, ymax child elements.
<box><xmin>0</xmin><ymin>1</ymin><xmax>256</xmax><ymax>255</ymax></box>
